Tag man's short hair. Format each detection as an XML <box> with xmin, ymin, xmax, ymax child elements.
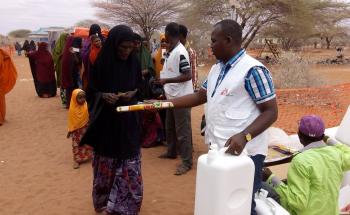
<box><xmin>179</xmin><ymin>24</ymin><xmax>188</xmax><ymax>38</ymax></box>
<box><xmin>165</xmin><ymin>22</ymin><xmax>180</xmax><ymax>38</ymax></box>
<box><xmin>215</xmin><ymin>19</ymin><xmax>242</xmax><ymax>45</ymax></box>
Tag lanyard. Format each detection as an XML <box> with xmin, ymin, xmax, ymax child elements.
<box><xmin>210</xmin><ymin>51</ymin><xmax>245</xmax><ymax>97</ymax></box>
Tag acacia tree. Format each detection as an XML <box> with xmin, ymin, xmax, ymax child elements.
<box><xmin>231</xmin><ymin>0</ymin><xmax>287</xmax><ymax>48</ymax></box>
<box><xmin>314</xmin><ymin>1</ymin><xmax>350</xmax><ymax>49</ymax></box>
<box><xmin>262</xmin><ymin>0</ymin><xmax>350</xmax><ymax>50</ymax></box>
<box><xmin>178</xmin><ymin>0</ymin><xmax>231</xmax><ymax>54</ymax></box>
<box><xmin>75</xmin><ymin>19</ymin><xmax>111</xmax><ymax>29</ymax></box>
<box><xmin>8</xmin><ymin>29</ymin><xmax>31</xmax><ymax>38</ymax></box>
<box><xmin>181</xmin><ymin>0</ymin><xmax>286</xmax><ymax>49</ymax></box>
<box><xmin>93</xmin><ymin>0</ymin><xmax>183</xmax><ymax>41</ymax></box>
<box><xmin>261</xmin><ymin>0</ymin><xmax>316</xmax><ymax>50</ymax></box>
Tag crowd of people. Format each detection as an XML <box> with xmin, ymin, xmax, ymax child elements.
<box><xmin>1</xmin><ymin>19</ymin><xmax>349</xmax><ymax>215</ymax></box>
<box><xmin>8</xmin><ymin>22</ymin><xmax>199</xmax><ymax>214</ymax></box>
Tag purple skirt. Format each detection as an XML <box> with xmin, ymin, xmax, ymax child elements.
<box><xmin>92</xmin><ymin>153</ymin><xmax>143</xmax><ymax>214</ymax></box>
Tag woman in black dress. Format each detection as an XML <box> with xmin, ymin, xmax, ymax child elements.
<box><xmin>81</xmin><ymin>25</ymin><xmax>144</xmax><ymax>215</ymax></box>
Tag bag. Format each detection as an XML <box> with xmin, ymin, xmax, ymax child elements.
<box><xmin>255</xmin><ymin>189</ymin><xmax>290</xmax><ymax>215</ymax></box>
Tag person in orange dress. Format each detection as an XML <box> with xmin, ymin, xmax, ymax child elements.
<box><xmin>67</xmin><ymin>89</ymin><xmax>93</xmax><ymax>168</ymax></box>
<box><xmin>0</xmin><ymin>48</ymin><xmax>17</xmax><ymax>125</ymax></box>
<box><xmin>89</xmin><ymin>35</ymin><xmax>102</xmax><ymax>65</ymax></box>
<box><xmin>153</xmin><ymin>34</ymin><xmax>168</xmax><ymax>79</ymax></box>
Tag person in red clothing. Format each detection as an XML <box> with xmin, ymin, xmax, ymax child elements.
<box><xmin>61</xmin><ymin>37</ymin><xmax>83</xmax><ymax>108</ymax></box>
<box><xmin>26</xmin><ymin>42</ymin><xmax>57</xmax><ymax>98</ymax></box>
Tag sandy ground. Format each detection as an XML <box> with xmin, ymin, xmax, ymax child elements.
<box><xmin>1</xmin><ymin>49</ymin><xmax>348</xmax><ymax>214</ymax></box>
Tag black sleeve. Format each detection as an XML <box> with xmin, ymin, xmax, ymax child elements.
<box><xmin>86</xmin><ymin>64</ymin><xmax>102</xmax><ymax>113</ymax></box>
<box><xmin>135</xmin><ymin>61</ymin><xmax>144</xmax><ymax>101</ymax></box>
<box><xmin>179</xmin><ymin>54</ymin><xmax>191</xmax><ymax>74</ymax></box>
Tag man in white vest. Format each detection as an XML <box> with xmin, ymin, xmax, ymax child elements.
<box><xmin>155</xmin><ymin>22</ymin><xmax>194</xmax><ymax>175</ymax></box>
<box><xmin>164</xmin><ymin>20</ymin><xmax>278</xmax><ymax>214</ymax></box>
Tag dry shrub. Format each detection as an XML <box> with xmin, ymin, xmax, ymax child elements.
<box><xmin>271</xmin><ymin>52</ymin><xmax>323</xmax><ymax>88</ymax></box>
<box><xmin>272</xmin><ymin>52</ymin><xmax>309</xmax><ymax>88</ymax></box>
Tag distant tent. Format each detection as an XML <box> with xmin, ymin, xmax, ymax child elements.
<box><xmin>73</xmin><ymin>27</ymin><xmax>109</xmax><ymax>38</ymax></box>
<box><xmin>29</xmin><ymin>28</ymin><xmax>49</xmax><ymax>42</ymax></box>
<box><xmin>47</xmin><ymin>29</ymin><xmax>65</xmax><ymax>53</ymax></box>
<box><xmin>29</xmin><ymin>27</ymin><xmax>65</xmax><ymax>52</ymax></box>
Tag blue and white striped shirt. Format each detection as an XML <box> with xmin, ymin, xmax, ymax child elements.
<box><xmin>202</xmin><ymin>49</ymin><xmax>275</xmax><ymax>104</ymax></box>
<box><xmin>244</xmin><ymin>66</ymin><xmax>275</xmax><ymax>104</ymax></box>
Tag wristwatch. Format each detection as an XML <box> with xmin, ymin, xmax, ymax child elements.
<box><xmin>243</xmin><ymin>131</ymin><xmax>252</xmax><ymax>142</ymax></box>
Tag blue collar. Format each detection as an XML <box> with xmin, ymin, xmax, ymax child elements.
<box><xmin>219</xmin><ymin>48</ymin><xmax>246</xmax><ymax>68</ymax></box>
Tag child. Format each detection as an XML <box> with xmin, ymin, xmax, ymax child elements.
<box><xmin>67</xmin><ymin>89</ymin><xmax>93</xmax><ymax>169</ymax></box>
<box><xmin>142</xmin><ymin>110</ymin><xmax>164</xmax><ymax>148</ymax></box>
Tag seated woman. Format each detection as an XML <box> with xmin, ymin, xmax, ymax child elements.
<box><xmin>26</xmin><ymin>42</ymin><xmax>57</xmax><ymax>98</ymax></box>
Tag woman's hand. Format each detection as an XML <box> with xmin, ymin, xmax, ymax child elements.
<box><xmin>102</xmin><ymin>93</ymin><xmax>119</xmax><ymax>105</ymax></box>
<box><xmin>141</xmin><ymin>69</ymin><xmax>149</xmax><ymax>76</ymax></box>
<box><xmin>119</xmin><ymin>90</ymin><xmax>138</xmax><ymax>102</ymax></box>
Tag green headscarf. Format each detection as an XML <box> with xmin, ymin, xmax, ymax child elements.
<box><xmin>138</xmin><ymin>45</ymin><xmax>155</xmax><ymax>76</ymax></box>
<box><xmin>52</xmin><ymin>32</ymin><xmax>68</xmax><ymax>87</ymax></box>
<box><xmin>135</xmin><ymin>44</ymin><xmax>155</xmax><ymax>99</ymax></box>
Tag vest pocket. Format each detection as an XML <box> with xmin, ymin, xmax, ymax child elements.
<box><xmin>225</xmin><ymin>109</ymin><xmax>250</xmax><ymax>119</ymax></box>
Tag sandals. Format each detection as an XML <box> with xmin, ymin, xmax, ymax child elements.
<box><xmin>73</xmin><ymin>161</ymin><xmax>80</xmax><ymax>169</ymax></box>
<box><xmin>174</xmin><ymin>164</ymin><xmax>191</xmax><ymax>176</ymax></box>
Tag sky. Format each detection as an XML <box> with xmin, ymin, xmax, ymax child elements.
<box><xmin>0</xmin><ymin>0</ymin><xmax>97</xmax><ymax>35</ymax></box>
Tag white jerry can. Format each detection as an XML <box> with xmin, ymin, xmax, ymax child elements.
<box><xmin>334</xmin><ymin>105</ymin><xmax>350</xmax><ymax>188</ymax></box>
<box><xmin>339</xmin><ymin>185</ymin><xmax>350</xmax><ymax>212</ymax></box>
<box><xmin>194</xmin><ymin>144</ymin><xmax>255</xmax><ymax>215</ymax></box>
<box><xmin>336</xmin><ymin>105</ymin><xmax>350</xmax><ymax>147</ymax></box>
